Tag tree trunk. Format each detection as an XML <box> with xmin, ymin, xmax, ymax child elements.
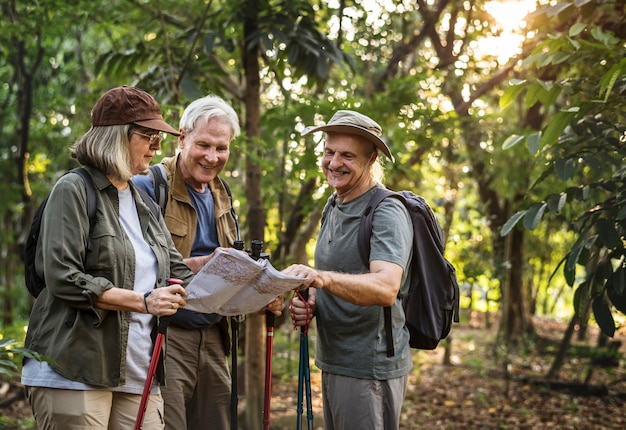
<box><xmin>276</xmin><ymin>178</ymin><xmax>318</xmax><ymax>267</ymax></box>
<box><xmin>2</xmin><ymin>230</ymin><xmax>16</xmax><ymax>327</ymax></box>
<box><xmin>577</xmin><ymin>249</ymin><xmax>603</xmax><ymax>342</ymax></box>
<box><xmin>242</xmin><ymin>4</ymin><xmax>265</xmax><ymax>429</ymax></box>
<box><xmin>6</xmin><ymin>26</ymin><xmax>44</xmax><ymax>327</ymax></box>
<box><xmin>500</xmin><ymin>224</ymin><xmax>534</xmax><ymax>346</ymax></box>
<box><xmin>546</xmin><ymin>312</ymin><xmax>579</xmax><ymax>379</ymax></box>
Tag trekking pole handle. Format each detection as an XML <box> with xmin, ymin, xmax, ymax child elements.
<box><xmin>158</xmin><ymin>278</ymin><xmax>183</xmax><ymax>334</ymax></box>
<box><xmin>299</xmin><ymin>289</ymin><xmax>309</xmax><ymax>332</ymax></box>
<box><xmin>232</xmin><ymin>241</ymin><xmax>246</xmax><ymax>324</ymax></box>
<box><xmin>248</xmin><ymin>240</ymin><xmax>274</xmax><ymax>326</ymax></box>
<box><xmin>299</xmin><ymin>288</ymin><xmax>309</xmax><ymax>302</ymax></box>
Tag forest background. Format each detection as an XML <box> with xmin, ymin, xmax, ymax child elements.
<box><xmin>0</xmin><ymin>0</ymin><xmax>625</xmax><ymax>429</ymax></box>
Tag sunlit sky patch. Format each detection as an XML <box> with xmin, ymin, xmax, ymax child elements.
<box><xmin>481</xmin><ymin>0</ymin><xmax>537</xmax><ymax>63</ymax></box>
<box><xmin>325</xmin><ymin>0</ymin><xmax>537</xmax><ymax>63</ymax></box>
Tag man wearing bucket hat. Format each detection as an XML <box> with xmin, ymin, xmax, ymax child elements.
<box><xmin>284</xmin><ymin>110</ymin><xmax>414</xmax><ymax>429</ymax></box>
<box><xmin>22</xmin><ymin>86</ymin><xmax>196</xmax><ymax>429</ymax></box>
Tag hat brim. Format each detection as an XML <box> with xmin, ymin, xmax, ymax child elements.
<box><xmin>135</xmin><ymin>119</ymin><xmax>181</xmax><ymax>136</ymax></box>
<box><xmin>302</xmin><ymin>124</ymin><xmax>395</xmax><ymax>163</ymax></box>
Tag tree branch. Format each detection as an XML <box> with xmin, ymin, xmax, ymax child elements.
<box><xmin>174</xmin><ymin>0</ymin><xmax>214</xmax><ymax>96</ymax></box>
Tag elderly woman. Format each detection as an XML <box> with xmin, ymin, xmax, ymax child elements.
<box><xmin>21</xmin><ymin>86</ymin><xmax>193</xmax><ymax>430</ymax></box>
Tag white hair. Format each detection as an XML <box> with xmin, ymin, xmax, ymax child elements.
<box><xmin>179</xmin><ymin>95</ymin><xmax>240</xmax><ymax>140</ymax></box>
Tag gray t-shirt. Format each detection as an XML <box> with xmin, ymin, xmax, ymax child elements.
<box><xmin>314</xmin><ymin>185</ymin><xmax>413</xmax><ymax>380</ymax></box>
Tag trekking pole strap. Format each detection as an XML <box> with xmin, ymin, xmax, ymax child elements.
<box><xmin>294</xmin><ymin>289</ymin><xmax>311</xmax><ymax>334</ymax></box>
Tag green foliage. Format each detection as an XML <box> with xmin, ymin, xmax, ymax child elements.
<box><xmin>0</xmin><ymin>330</ymin><xmax>39</xmax><ymax>429</ymax></box>
<box><xmin>0</xmin><ymin>335</ymin><xmax>51</xmax><ymax>380</ymax></box>
<box><xmin>0</xmin><ymin>338</ymin><xmax>23</xmax><ymax>379</ymax></box>
<box><xmin>501</xmin><ymin>0</ymin><xmax>626</xmax><ymax>336</ymax></box>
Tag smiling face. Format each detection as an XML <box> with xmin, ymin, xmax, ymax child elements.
<box><xmin>129</xmin><ymin>128</ymin><xmax>162</xmax><ymax>175</ymax></box>
<box><xmin>177</xmin><ymin>117</ymin><xmax>231</xmax><ymax>192</ymax></box>
<box><xmin>322</xmin><ymin>132</ymin><xmax>377</xmax><ymax>201</ymax></box>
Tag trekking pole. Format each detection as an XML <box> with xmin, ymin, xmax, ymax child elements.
<box><xmin>295</xmin><ymin>290</ymin><xmax>306</xmax><ymax>430</ymax></box>
<box><xmin>303</xmin><ymin>307</ymin><xmax>313</xmax><ymax>429</ymax></box>
<box><xmin>230</xmin><ymin>240</ymin><xmax>245</xmax><ymax>430</ymax></box>
<box><xmin>135</xmin><ymin>278</ymin><xmax>182</xmax><ymax>430</ymax></box>
<box><xmin>250</xmin><ymin>240</ymin><xmax>274</xmax><ymax>430</ymax></box>
<box><xmin>263</xmin><ymin>309</ymin><xmax>275</xmax><ymax>430</ymax></box>
<box><xmin>296</xmin><ymin>335</ymin><xmax>304</xmax><ymax>430</ymax></box>
<box><xmin>296</xmin><ymin>289</ymin><xmax>313</xmax><ymax>430</ymax></box>
<box><xmin>230</xmin><ymin>315</ymin><xmax>244</xmax><ymax>430</ymax></box>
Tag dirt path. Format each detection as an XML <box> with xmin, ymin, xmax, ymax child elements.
<box><xmin>3</xmin><ymin>313</ymin><xmax>626</xmax><ymax>429</ymax></box>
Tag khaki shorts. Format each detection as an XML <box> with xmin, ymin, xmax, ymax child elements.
<box><xmin>26</xmin><ymin>386</ymin><xmax>164</xmax><ymax>430</ymax></box>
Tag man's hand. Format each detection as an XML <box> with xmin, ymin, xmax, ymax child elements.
<box><xmin>290</xmin><ymin>288</ymin><xmax>316</xmax><ymax>328</ymax></box>
<box><xmin>263</xmin><ymin>295</ymin><xmax>285</xmax><ymax>316</ymax></box>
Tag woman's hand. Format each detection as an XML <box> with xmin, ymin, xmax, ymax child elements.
<box><xmin>144</xmin><ymin>284</ymin><xmax>187</xmax><ymax>316</ymax></box>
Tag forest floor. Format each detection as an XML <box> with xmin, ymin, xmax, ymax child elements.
<box><xmin>268</xmin><ymin>311</ymin><xmax>626</xmax><ymax>430</ymax></box>
<box><xmin>2</xmin><ymin>311</ymin><xmax>626</xmax><ymax>429</ymax></box>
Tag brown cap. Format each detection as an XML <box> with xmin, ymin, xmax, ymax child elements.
<box><xmin>302</xmin><ymin>110</ymin><xmax>394</xmax><ymax>163</ymax></box>
<box><xmin>91</xmin><ymin>86</ymin><xmax>180</xmax><ymax>136</ymax></box>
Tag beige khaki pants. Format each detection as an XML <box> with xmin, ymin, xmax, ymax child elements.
<box><xmin>161</xmin><ymin>324</ymin><xmax>231</xmax><ymax>430</ymax></box>
<box><xmin>26</xmin><ymin>386</ymin><xmax>164</xmax><ymax>430</ymax></box>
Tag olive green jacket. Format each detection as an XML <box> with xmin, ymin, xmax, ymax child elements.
<box><xmin>25</xmin><ymin>166</ymin><xmax>194</xmax><ymax>388</ymax></box>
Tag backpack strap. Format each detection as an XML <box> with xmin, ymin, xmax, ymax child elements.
<box><xmin>358</xmin><ymin>187</ymin><xmax>408</xmax><ymax>357</ymax></box>
<box><xmin>218</xmin><ymin>176</ymin><xmax>241</xmax><ymax>241</ymax></box>
<box><xmin>320</xmin><ymin>193</ymin><xmax>338</xmax><ymax>227</ymax></box>
<box><xmin>383</xmin><ymin>307</ymin><xmax>394</xmax><ymax>357</ymax></box>
<box><xmin>149</xmin><ymin>164</ymin><xmax>169</xmax><ymax>215</ymax></box>
<box><xmin>358</xmin><ymin>188</ymin><xmax>403</xmax><ymax>267</ymax></box>
<box><xmin>71</xmin><ymin>167</ymin><xmax>97</xmax><ymax>252</ymax></box>
<box><xmin>136</xmin><ymin>187</ymin><xmax>161</xmax><ymax>219</ymax></box>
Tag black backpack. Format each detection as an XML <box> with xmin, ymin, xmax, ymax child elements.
<box><xmin>24</xmin><ymin>167</ymin><xmax>160</xmax><ymax>298</ymax></box>
<box><xmin>360</xmin><ymin>188</ymin><xmax>460</xmax><ymax>354</ymax></box>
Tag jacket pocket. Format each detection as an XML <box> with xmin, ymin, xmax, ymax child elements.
<box><xmin>164</xmin><ymin>214</ymin><xmax>190</xmax><ymax>240</ymax></box>
<box><xmin>86</xmin><ymin>220</ymin><xmax>118</xmax><ymax>271</ymax></box>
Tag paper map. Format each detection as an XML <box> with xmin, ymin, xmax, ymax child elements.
<box><xmin>183</xmin><ymin>247</ymin><xmax>306</xmax><ymax>315</ymax></box>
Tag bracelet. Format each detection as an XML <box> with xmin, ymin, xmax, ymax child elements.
<box><xmin>143</xmin><ymin>290</ymin><xmax>153</xmax><ymax>314</ymax></box>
